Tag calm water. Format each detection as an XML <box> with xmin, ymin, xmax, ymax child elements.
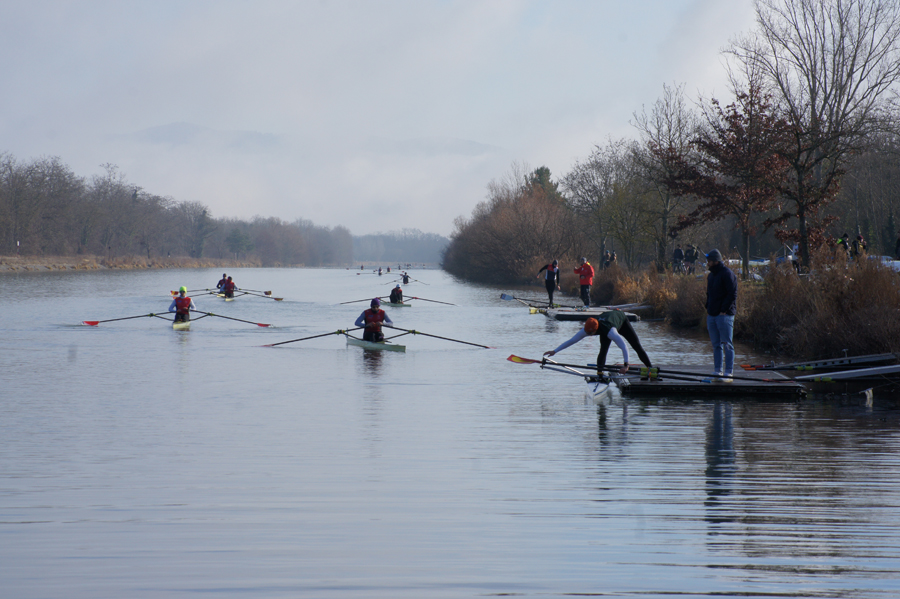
<box><xmin>2</xmin><ymin>267</ymin><xmax>899</xmax><ymax>599</ymax></box>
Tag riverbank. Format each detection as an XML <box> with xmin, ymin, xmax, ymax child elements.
<box><xmin>0</xmin><ymin>254</ymin><xmax>261</xmax><ymax>273</ymax></box>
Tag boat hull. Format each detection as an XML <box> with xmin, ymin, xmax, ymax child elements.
<box><xmin>386</xmin><ymin>302</ymin><xmax>410</xmax><ymax>307</ymax></box>
<box><xmin>585</xmin><ymin>377</ymin><xmax>613</xmax><ymax>404</ymax></box>
<box><xmin>346</xmin><ymin>337</ymin><xmax>406</xmax><ymax>352</ymax></box>
<box><xmin>172</xmin><ymin>321</ymin><xmax>190</xmax><ymax>331</ymax></box>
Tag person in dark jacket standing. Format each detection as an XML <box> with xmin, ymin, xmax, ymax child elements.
<box><xmin>536</xmin><ymin>259</ymin><xmax>561</xmax><ymax>307</ymax></box>
<box><xmin>705</xmin><ymin>249</ymin><xmax>737</xmax><ymax>382</ymax></box>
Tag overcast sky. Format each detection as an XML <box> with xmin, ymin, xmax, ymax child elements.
<box><xmin>0</xmin><ymin>0</ymin><xmax>757</xmax><ymax>236</ymax></box>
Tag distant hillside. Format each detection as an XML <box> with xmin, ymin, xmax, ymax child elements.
<box><xmin>353</xmin><ymin>229</ymin><xmax>449</xmax><ymax>264</ymax></box>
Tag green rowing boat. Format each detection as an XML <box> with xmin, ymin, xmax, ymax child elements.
<box><xmin>346</xmin><ymin>337</ymin><xmax>406</xmax><ymax>352</ymax></box>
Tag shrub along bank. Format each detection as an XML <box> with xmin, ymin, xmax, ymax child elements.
<box><xmin>561</xmin><ymin>256</ymin><xmax>900</xmax><ymax>360</ymax></box>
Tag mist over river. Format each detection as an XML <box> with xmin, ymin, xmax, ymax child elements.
<box><xmin>2</xmin><ymin>267</ymin><xmax>899</xmax><ymax>598</ymax></box>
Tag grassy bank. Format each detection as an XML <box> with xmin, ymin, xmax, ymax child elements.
<box><xmin>0</xmin><ymin>254</ymin><xmax>262</xmax><ymax>273</ymax></box>
<box><xmin>556</xmin><ymin>258</ymin><xmax>900</xmax><ymax>360</ymax></box>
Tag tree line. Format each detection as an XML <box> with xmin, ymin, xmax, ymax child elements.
<box><xmin>0</xmin><ymin>153</ymin><xmax>353</xmax><ymax>266</ymax></box>
<box><xmin>444</xmin><ymin>0</ymin><xmax>900</xmax><ymax>283</ymax></box>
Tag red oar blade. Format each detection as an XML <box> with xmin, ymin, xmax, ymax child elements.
<box><xmin>507</xmin><ymin>355</ymin><xmax>542</xmax><ymax>364</ymax></box>
<box><xmin>82</xmin><ymin>321</ymin><xmax>100</xmax><ymax>326</ymax></box>
<box><xmin>257</xmin><ymin>323</ymin><xmax>272</xmax><ymax>327</ymax></box>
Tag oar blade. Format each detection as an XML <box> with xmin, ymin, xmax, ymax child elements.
<box><xmin>273</xmin><ymin>297</ymin><xmax>283</xmax><ymax>301</ymax></box>
<box><xmin>507</xmin><ymin>355</ymin><xmax>541</xmax><ymax>364</ymax></box>
<box><xmin>257</xmin><ymin>323</ymin><xmax>272</xmax><ymax>327</ymax></box>
<box><xmin>82</xmin><ymin>321</ymin><xmax>100</xmax><ymax>326</ymax></box>
<box><xmin>500</xmin><ymin>293</ymin><xmax>515</xmax><ymax>301</ymax></box>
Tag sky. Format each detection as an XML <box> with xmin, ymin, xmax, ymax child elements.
<box><xmin>0</xmin><ymin>0</ymin><xmax>757</xmax><ymax>237</ymax></box>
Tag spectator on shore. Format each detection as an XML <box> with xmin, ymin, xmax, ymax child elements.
<box><xmin>574</xmin><ymin>257</ymin><xmax>594</xmax><ymax>307</ymax></box>
<box><xmin>852</xmin><ymin>234</ymin><xmax>867</xmax><ymax>259</ymax></box>
<box><xmin>705</xmin><ymin>249</ymin><xmax>737</xmax><ymax>383</ymax></box>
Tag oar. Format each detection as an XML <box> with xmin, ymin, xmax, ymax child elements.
<box><xmin>507</xmin><ymin>355</ymin><xmax>623</xmax><ymax>371</ymax></box>
<box><xmin>171</xmin><ymin>288</ymin><xmax>218</xmax><ymax>296</ymax></box>
<box><xmin>263</xmin><ymin>327</ymin><xmax>363</xmax><ymax>347</ymax></box>
<box><xmin>500</xmin><ymin>293</ymin><xmax>541</xmax><ymax>308</ymax></box>
<box><xmin>190</xmin><ymin>310</ymin><xmax>272</xmax><ymax>327</ymax></box>
<box><xmin>241</xmin><ymin>290</ymin><xmax>283</xmax><ymax>301</ymax></box>
<box><xmin>238</xmin><ymin>287</ymin><xmax>274</xmax><ymax>296</ymax></box>
<box><xmin>339</xmin><ymin>296</ymin><xmax>390</xmax><ymax>305</ymax></box>
<box><xmin>83</xmin><ymin>313</ymin><xmax>167</xmax><ymax>326</ymax></box>
<box><xmin>407</xmin><ymin>296</ymin><xmax>456</xmax><ymax>306</ymax></box>
<box><xmin>383</xmin><ymin>325</ymin><xmax>489</xmax><ymax>348</ymax></box>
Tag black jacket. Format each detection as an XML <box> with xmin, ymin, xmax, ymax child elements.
<box><xmin>706</xmin><ymin>262</ymin><xmax>737</xmax><ymax>316</ymax></box>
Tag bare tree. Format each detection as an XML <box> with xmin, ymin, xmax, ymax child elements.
<box><xmin>729</xmin><ymin>0</ymin><xmax>900</xmax><ymax>267</ymax></box>
<box><xmin>633</xmin><ymin>82</ymin><xmax>700</xmax><ymax>271</ymax></box>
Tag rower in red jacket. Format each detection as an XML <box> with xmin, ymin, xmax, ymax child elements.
<box><xmin>222</xmin><ymin>276</ymin><xmax>236</xmax><ymax>298</ymax></box>
<box><xmin>354</xmin><ymin>298</ymin><xmax>394</xmax><ymax>342</ymax></box>
<box><xmin>168</xmin><ymin>286</ymin><xmax>197</xmax><ymax>323</ymax></box>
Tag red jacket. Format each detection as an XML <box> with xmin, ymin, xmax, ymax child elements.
<box><xmin>574</xmin><ymin>262</ymin><xmax>594</xmax><ymax>286</ymax></box>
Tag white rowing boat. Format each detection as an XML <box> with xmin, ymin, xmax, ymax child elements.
<box><xmin>346</xmin><ymin>337</ymin><xmax>406</xmax><ymax>352</ymax></box>
<box><xmin>173</xmin><ymin>321</ymin><xmax>190</xmax><ymax>331</ymax></box>
<box><xmin>795</xmin><ymin>363</ymin><xmax>900</xmax><ymax>381</ymax></box>
<box><xmin>585</xmin><ymin>377</ymin><xmax>614</xmax><ymax>404</ymax></box>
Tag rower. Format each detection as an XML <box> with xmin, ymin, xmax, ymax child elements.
<box><xmin>354</xmin><ymin>297</ymin><xmax>393</xmax><ymax>342</ymax></box>
<box><xmin>216</xmin><ymin>273</ymin><xmax>227</xmax><ymax>292</ymax></box>
<box><xmin>222</xmin><ymin>276</ymin><xmax>236</xmax><ymax>298</ymax></box>
<box><xmin>389</xmin><ymin>284</ymin><xmax>403</xmax><ymax>304</ymax></box>
<box><xmin>402</xmin><ymin>272</ymin><xmax>410</xmax><ymax>284</ymax></box>
<box><xmin>169</xmin><ymin>286</ymin><xmax>197</xmax><ymax>323</ymax></box>
<box><xmin>543</xmin><ymin>312</ymin><xmax>653</xmax><ymax>378</ymax></box>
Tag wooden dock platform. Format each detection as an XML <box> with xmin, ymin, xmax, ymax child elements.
<box><xmin>540</xmin><ymin>308</ymin><xmax>640</xmax><ymax>322</ymax></box>
<box><xmin>611</xmin><ymin>364</ymin><xmax>806</xmax><ymax>398</ymax></box>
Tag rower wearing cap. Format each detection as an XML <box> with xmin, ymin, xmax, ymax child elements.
<box><xmin>168</xmin><ymin>286</ymin><xmax>197</xmax><ymax>323</ymax></box>
<box><xmin>354</xmin><ymin>297</ymin><xmax>394</xmax><ymax>342</ymax></box>
<box><xmin>389</xmin><ymin>284</ymin><xmax>403</xmax><ymax>304</ymax></box>
<box><xmin>216</xmin><ymin>273</ymin><xmax>227</xmax><ymax>292</ymax></box>
<box><xmin>543</xmin><ymin>311</ymin><xmax>652</xmax><ymax>377</ymax></box>
<box><xmin>222</xmin><ymin>276</ymin><xmax>236</xmax><ymax>298</ymax></box>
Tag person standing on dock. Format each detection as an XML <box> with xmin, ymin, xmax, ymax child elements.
<box><xmin>705</xmin><ymin>249</ymin><xmax>737</xmax><ymax>382</ymax></box>
<box><xmin>169</xmin><ymin>286</ymin><xmax>197</xmax><ymax>323</ymax></box>
<box><xmin>537</xmin><ymin>259</ymin><xmax>561</xmax><ymax>307</ymax></box>
<box><xmin>389</xmin><ymin>284</ymin><xmax>403</xmax><ymax>304</ymax></box>
<box><xmin>543</xmin><ymin>312</ymin><xmax>653</xmax><ymax>378</ymax></box>
<box><xmin>574</xmin><ymin>257</ymin><xmax>594</xmax><ymax>307</ymax></box>
<box><xmin>355</xmin><ymin>298</ymin><xmax>393</xmax><ymax>342</ymax></box>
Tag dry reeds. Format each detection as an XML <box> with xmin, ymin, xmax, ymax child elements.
<box><xmin>743</xmin><ymin>250</ymin><xmax>900</xmax><ymax>358</ymax></box>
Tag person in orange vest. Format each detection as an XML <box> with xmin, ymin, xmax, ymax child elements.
<box><xmin>168</xmin><ymin>286</ymin><xmax>197</xmax><ymax>323</ymax></box>
<box><xmin>574</xmin><ymin>257</ymin><xmax>594</xmax><ymax>307</ymax></box>
<box><xmin>354</xmin><ymin>297</ymin><xmax>394</xmax><ymax>342</ymax></box>
<box><xmin>536</xmin><ymin>259</ymin><xmax>561</xmax><ymax>307</ymax></box>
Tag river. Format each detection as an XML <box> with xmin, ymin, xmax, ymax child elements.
<box><xmin>2</xmin><ymin>267</ymin><xmax>899</xmax><ymax>598</ymax></box>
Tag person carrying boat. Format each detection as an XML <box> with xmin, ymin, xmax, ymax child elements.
<box><xmin>574</xmin><ymin>257</ymin><xmax>594</xmax><ymax>307</ymax></box>
<box><xmin>537</xmin><ymin>259</ymin><xmax>561</xmax><ymax>307</ymax></box>
<box><xmin>221</xmin><ymin>276</ymin><xmax>236</xmax><ymax>298</ymax></box>
<box><xmin>389</xmin><ymin>284</ymin><xmax>403</xmax><ymax>304</ymax></box>
<box><xmin>168</xmin><ymin>286</ymin><xmax>197</xmax><ymax>323</ymax></box>
<box><xmin>355</xmin><ymin>297</ymin><xmax>393</xmax><ymax>342</ymax></box>
<box><xmin>216</xmin><ymin>273</ymin><xmax>227</xmax><ymax>292</ymax></box>
<box><xmin>705</xmin><ymin>249</ymin><xmax>737</xmax><ymax>382</ymax></box>
<box><xmin>543</xmin><ymin>312</ymin><xmax>652</xmax><ymax>378</ymax></box>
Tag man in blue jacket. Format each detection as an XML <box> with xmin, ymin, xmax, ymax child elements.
<box><xmin>705</xmin><ymin>249</ymin><xmax>737</xmax><ymax>382</ymax></box>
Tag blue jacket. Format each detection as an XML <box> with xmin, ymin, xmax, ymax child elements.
<box><xmin>706</xmin><ymin>262</ymin><xmax>737</xmax><ymax>316</ymax></box>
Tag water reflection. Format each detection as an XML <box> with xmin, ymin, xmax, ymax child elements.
<box><xmin>705</xmin><ymin>402</ymin><xmax>735</xmax><ymax>527</ymax></box>
<box><xmin>359</xmin><ymin>348</ymin><xmax>384</xmax><ymax>376</ymax></box>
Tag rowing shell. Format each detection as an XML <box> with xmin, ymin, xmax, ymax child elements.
<box><xmin>585</xmin><ymin>377</ymin><xmax>613</xmax><ymax>404</ymax></box>
<box><xmin>173</xmin><ymin>321</ymin><xmax>191</xmax><ymax>331</ymax></box>
<box><xmin>386</xmin><ymin>302</ymin><xmax>411</xmax><ymax>307</ymax></box>
<box><xmin>346</xmin><ymin>337</ymin><xmax>406</xmax><ymax>352</ymax></box>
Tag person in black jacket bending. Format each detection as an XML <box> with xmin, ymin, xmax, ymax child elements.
<box><xmin>705</xmin><ymin>249</ymin><xmax>737</xmax><ymax>382</ymax></box>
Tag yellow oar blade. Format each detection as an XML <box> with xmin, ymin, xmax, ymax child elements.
<box><xmin>507</xmin><ymin>355</ymin><xmax>541</xmax><ymax>364</ymax></box>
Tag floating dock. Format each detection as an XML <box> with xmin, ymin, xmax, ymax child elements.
<box><xmin>539</xmin><ymin>308</ymin><xmax>640</xmax><ymax>322</ymax></box>
<box><xmin>611</xmin><ymin>365</ymin><xmax>806</xmax><ymax>398</ymax></box>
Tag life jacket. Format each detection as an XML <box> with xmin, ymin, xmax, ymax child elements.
<box><xmin>390</xmin><ymin>289</ymin><xmax>402</xmax><ymax>303</ymax></box>
<box><xmin>175</xmin><ymin>296</ymin><xmax>192</xmax><ymax>315</ymax></box>
<box><xmin>363</xmin><ymin>308</ymin><xmax>386</xmax><ymax>332</ymax></box>
<box><xmin>223</xmin><ymin>281</ymin><xmax>236</xmax><ymax>293</ymax></box>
